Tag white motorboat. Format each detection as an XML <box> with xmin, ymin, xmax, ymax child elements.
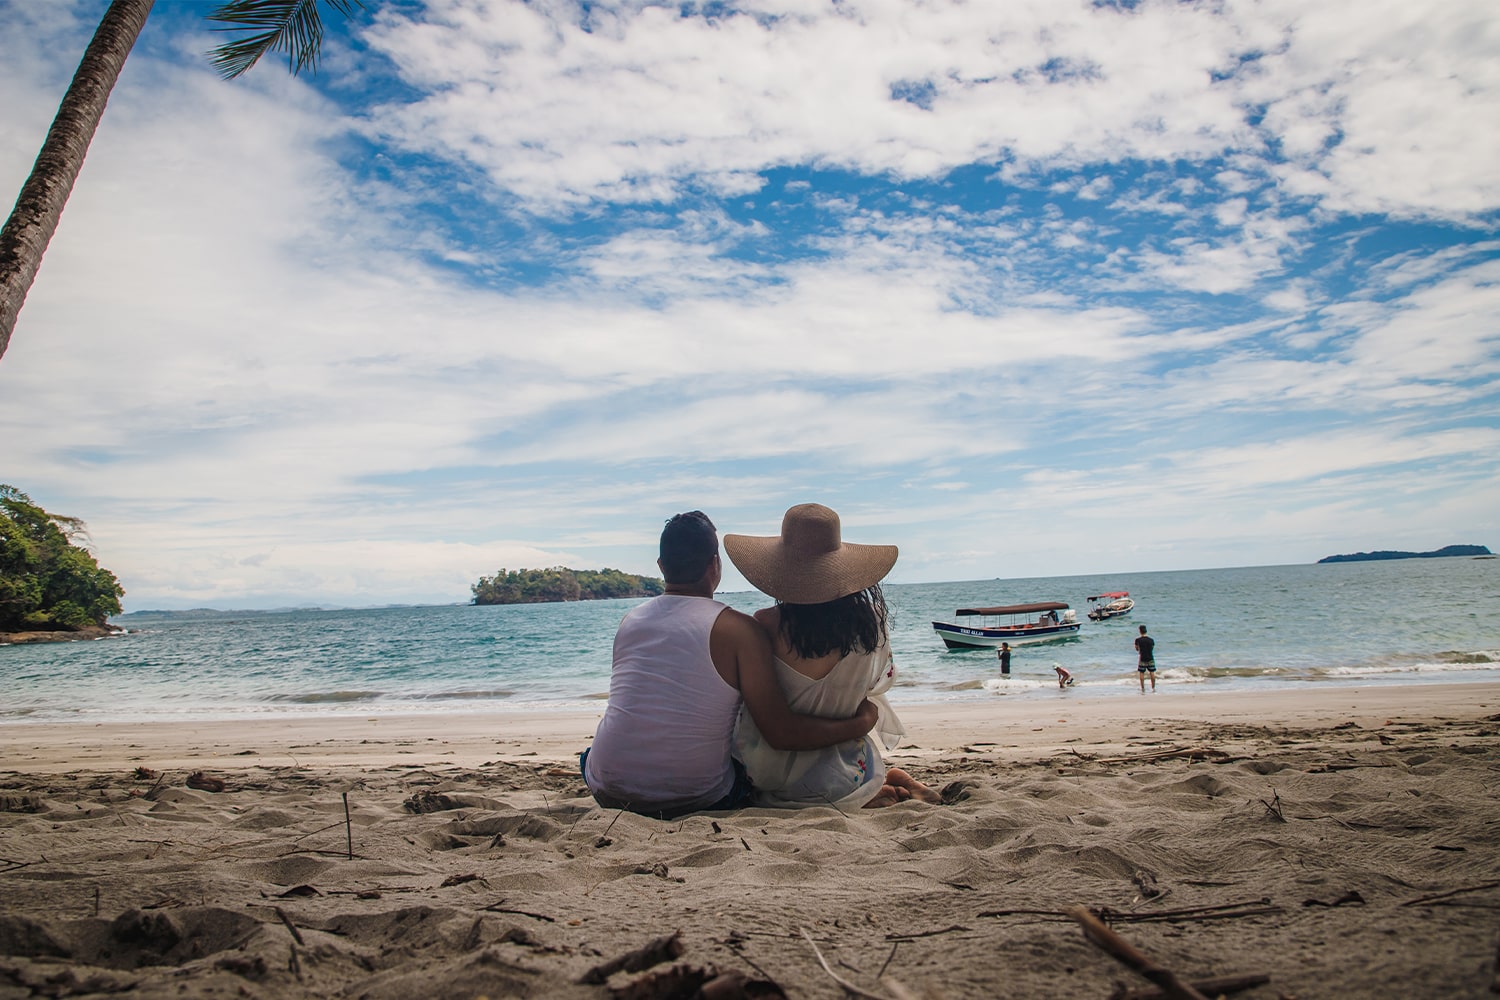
<box><xmin>931</xmin><ymin>602</ymin><xmax>1081</xmax><ymax>649</ymax></box>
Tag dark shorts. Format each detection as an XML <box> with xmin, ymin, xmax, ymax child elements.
<box><xmin>1138</xmin><ymin>661</ymin><xmax>1156</xmax><ymax>673</ymax></box>
<box><xmin>578</xmin><ymin>749</ymin><xmax>754</xmax><ymax>820</ymax></box>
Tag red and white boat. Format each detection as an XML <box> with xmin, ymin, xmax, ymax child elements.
<box><xmin>1086</xmin><ymin>592</ymin><xmax>1135</xmax><ymax>621</ymax></box>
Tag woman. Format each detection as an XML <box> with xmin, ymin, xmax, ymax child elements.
<box><xmin>724</xmin><ymin>503</ymin><xmax>940</xmax><ymax>809</ymax></box>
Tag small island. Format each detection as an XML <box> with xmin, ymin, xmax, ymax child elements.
<box><xmin>471</xmin><ymin>567</ymin><xmax>664</xmax><ymax>605</ymax></box>
<box><xmin>1317</xmin><ymin>544</ymin><xmax>1492</xmax><ymax>564</ymax></box>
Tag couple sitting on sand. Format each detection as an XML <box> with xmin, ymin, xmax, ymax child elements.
<box><xmin>582</xmin><ymin>504</ymin><xmax>939</xmax><ymax>819</ymax></box>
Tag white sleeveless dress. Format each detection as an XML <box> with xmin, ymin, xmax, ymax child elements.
<box><xmin>733</xmin><ymin>641</ymin><xmax>906</xmax><ymax>810</ymax></box>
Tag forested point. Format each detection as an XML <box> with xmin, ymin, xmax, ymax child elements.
<box><xmin>1317</xmin><ymin>544</ymin><xmax>1492</xmax><ymax>563</ymax></box>
<box><xmin>471</xmin><ymin>567</ymin><xmax>664</xmax><ymax>605</ymax></box>
<box><xmin>0</xmin><ymin>485</ymin><xmax>125</xmax><ymax>634</ymax></box>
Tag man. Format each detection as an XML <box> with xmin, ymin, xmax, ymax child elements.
<box><xmin>1135</xmin><ymin>624</ymin><xmax>1156</xmax><ymax>693</ymax></box>
<box><xmin>583</xmin><ymin>511</ymin><xmax>878</xmax><ymax>818</ymax></box>
<box><xmin>997</xmin><ymin>642</ymin><xmax>1011</xmax><ymax>677</ymax></box>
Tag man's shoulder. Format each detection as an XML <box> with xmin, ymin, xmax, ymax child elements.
<box><xmin>710</xmin><ymin>605</ymin><xmax>759</xmax><ymax>636</ymax></box>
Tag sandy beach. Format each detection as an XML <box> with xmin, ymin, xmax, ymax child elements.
<box><xmin>3</xmin><ymin>683</ymin><xmax>1499</xmax><ymax>998</ymax></box>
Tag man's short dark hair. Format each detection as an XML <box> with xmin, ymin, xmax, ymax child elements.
<box><xmin>659</xmin><ymin>511</ymin><xmax>717</xmax><ymax>584</ymax></box>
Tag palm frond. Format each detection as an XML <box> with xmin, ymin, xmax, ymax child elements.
<box><xmin>206</xmin><ymin>0</ymin><xmax>362</xmax><ymax>80</ymax></box>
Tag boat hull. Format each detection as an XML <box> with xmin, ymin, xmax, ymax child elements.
<box><xmin>932</xmin><ymin>620</ymin><xmax>1082</xmax><ymax>649</ymax></box>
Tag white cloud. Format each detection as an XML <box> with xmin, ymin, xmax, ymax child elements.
<box><xmin>1</xmin><ymin>0</ymin><xmax>1495</xmax><ymax>609</ymax></box>
<box><xmin>359</xmin><ymin>0</ymin><xmax>1499</xmax><ymax>220</ymax></box>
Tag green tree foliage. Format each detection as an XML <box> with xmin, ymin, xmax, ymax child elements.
<box><xmin>471</xmin><ymin>567</ymin><xmax>664</xmax><ymax>606</ymax></box>
<box><xmin>0</xmin><ymin>485</ymin><xmax>124</xmax><ymax>631</ymax></box>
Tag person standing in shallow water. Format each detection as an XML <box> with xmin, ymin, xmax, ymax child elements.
<box><xmin>997</xmin><ymin>642</ymin><xmax>1011</xmax><ymax>677</ymax></box>
<box><xmin>1135</xmin><ymin>624</ymin><xmax>1157</xmax><ymax>693</ymax></box>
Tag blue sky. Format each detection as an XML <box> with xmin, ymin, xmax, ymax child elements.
<box><xmin>2</xmin><ymin>0</ymin><xmax>1497</xmax><ymax>610</ymax></box>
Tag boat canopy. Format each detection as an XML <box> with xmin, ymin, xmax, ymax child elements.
<box><xmin>1086</xmin><ymin>592</ymin><xmax>1130</xmax><ymax>600</ymax></box>
<box><xmin>956</xmin><ymin>602</ymin><xmax>1070</xmax><ymax>617</ymax></box>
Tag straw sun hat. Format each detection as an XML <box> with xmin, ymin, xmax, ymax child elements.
<box><xmin>723</xmin><ymin>503</ymin><xmax>897</xmax><ymax>605</ymax></box>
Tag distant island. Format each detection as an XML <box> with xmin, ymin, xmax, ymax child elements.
<box><xmin>471</xmin><ymin>567</ymin><xmax>664</xmax><ymax>605</ymax></box>
<box><xmin>1318</xmin><ymin>544</ymin><xmax>1492</xmax><ymax>564</ymax></box>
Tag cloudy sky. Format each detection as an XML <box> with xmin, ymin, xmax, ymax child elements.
<box><xmin>2</xmin><ymin>0</ymin><xmax>1497</xmax><ymax>610</ymax></box>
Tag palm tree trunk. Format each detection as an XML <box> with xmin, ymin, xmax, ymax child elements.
<box><xmin>0</xmin><ymin>0</ymin><xmax>155</xmax><ymax>364</ymax></box>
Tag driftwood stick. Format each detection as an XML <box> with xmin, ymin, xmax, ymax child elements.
<box><xmin>1068</xmin><ymin>906</ymin><xmax>1208</xmax><ymax>1000</ymax></box>
<box><xmin>1110</xmin><ymin>972</ymin><xmax>1271</xmax><ymax>1000</ymax></box>
<box><xmin>342</xmin><ymin>792</ymin><xmax>353</xmax><ymax>860</ymax></box>
<box><xmin>578</xmin><ymin>930</ymin><xmax>683</xmax><ymax>984</ymax></box>
<box><xmin>800</xmin><ymin>928</ymin><xmax>892</xmax><ymax>1000</ymax></box>
<box><xmin>1400</xmin><ymin>880</ymin><xmax>1500</xmax><ymax>907</ymax></box>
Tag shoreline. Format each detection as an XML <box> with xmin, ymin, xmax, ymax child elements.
<box><xmin>0</xmin><ymin>624</ymin><xmax>123</xmax><ymax>645</ymax></box>
<box><xmin>5</xmin><ymin>681</ymin><xmax>1497</xmax><ymax>773</ymax></box>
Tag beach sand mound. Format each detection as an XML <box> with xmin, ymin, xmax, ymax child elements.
<box><xmin>2</xmin><ymin>716</ymin><xmax>1498</xmax><ymax>998</ymax></box>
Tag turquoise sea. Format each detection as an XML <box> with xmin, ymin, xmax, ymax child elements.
<box><xmin>3</xmin><ymin>557</ymin><xmax>1499</xmax><ymax>724</ymax></box>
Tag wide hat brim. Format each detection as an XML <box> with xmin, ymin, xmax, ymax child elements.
<box><xmin>723</xmin><ymin>503</ymin><xmax>897</xmax><ymax>604</ymax></box>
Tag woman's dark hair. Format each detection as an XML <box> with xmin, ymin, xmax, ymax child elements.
<box><xmin>659</xmin><ymin>510</ymin><xmax>718</xmax><ymax>584</ymax></box>
<box><xmin>777</xmin><ymin>584</ymin><xmax>888</xmax><ymax>659</ymax></box>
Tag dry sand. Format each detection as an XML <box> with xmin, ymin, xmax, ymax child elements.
<box><xmin>2</xmin><ymin>683</ymin><xmax>1499</xmax><ymax>999</ymax></box>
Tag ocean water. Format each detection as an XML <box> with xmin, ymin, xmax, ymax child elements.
<box><xmin>3</xmin><ymin>557</ymin><xmax>1498</xmax><ymax>724</ymax></box>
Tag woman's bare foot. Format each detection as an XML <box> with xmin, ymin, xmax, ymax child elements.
<box><xmin>884</xmin><ymin>767</ymin><xmax>942</xmax><ymax>804</ymax></box>
<box><xmin>862</xmin><ymin>768</ymin><xmax>941</xmax><ymax>807</ymax></box>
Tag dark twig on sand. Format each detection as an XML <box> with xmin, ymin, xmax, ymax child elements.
<box><xmin>1068</xmin><ymin>906</ymin><xmax>1209</xmax><ymax>1000</ymax></box>
<box><xmin>981</xmin><ymin>899</ymin><xmax>1280</xmax><ymax>925</ymax></box>
<box><xmin>342</xmin><ymin>791</ymin><xmax>353</xmax><ymax>859</ymax></box>
<box><xmin>1109</xmin><ymin>972</ymin><xmax>1271</xmax><ymax>1000</ymax></box>
<box><xmin>800</xmin><ymin>928</ymin><xmax>892</xmax><ymax>1000</ymax></box>
<box><xmin>1400</xmin><ymin>880</ymin><xmax>1500</xmax><ymax>907</ymax></box>
<box><xmin>1260</xmin><ymin>790</ymin><xmax>1286</xmax><ymax>822</ymax></box>
<box><xmin>480</xmin><ymin>901</ymin><xmax>557</xmax><ymax>922</ymax></box>
<box><xmin>274</xmin><ymin>906</ymin><xmax>305</xmax><ymax>945</ymax></box>
<box><xmin>1100</xmin><ymin>899</ymin><xmax>1284</xmax><ymax>924</ymax></box>
<box><xmin>1087</xmin><ymin>747</ymin><xmax>1218</xmax><ymax>765</ymax></box>
<box><xmin>578</xmin><ymin>930</ymin><xmax>684</xmax><ymax>984</ymax></box>
<box><xmin>884</xmin><ymin>923</ymin><xmax>972</xmax><ymax>941</ymax></box>
<box><xmin>293</xmin><ymin>820</ymin><xmax>350</xmax><ymax>842</ymax></box>
<box><xmin>977</xmin><ymin>907</ymin><xmax>1072</xmax><ymax>920</ymax></box>
<box><xmin>1490</xmin><ymin>930</ymin><xmax>1500</xmax><ymax>994</ymax></box>
<box><xmin>143</xmin><ymin>771</ymin><xmax>168</xmax><ymax>801</ymax></box>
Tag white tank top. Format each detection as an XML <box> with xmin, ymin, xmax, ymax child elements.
<box><xmin>586</xmin><ymin>595</ymin><xmax>740</xmax><ymax>811</ymax></box>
